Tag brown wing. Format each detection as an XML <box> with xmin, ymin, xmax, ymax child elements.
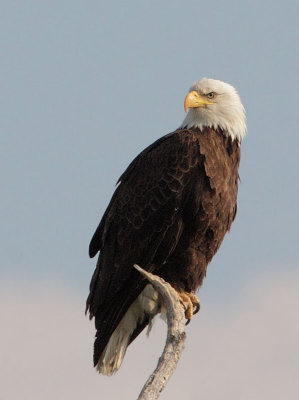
<box><xmin>86</xmin><ymin>129</ymin><xmax>204</xmax><ymax>365</ymax></box>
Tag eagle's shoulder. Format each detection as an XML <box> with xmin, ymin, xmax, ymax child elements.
<box><xmin>117</xmin><ymin>129</ymin><xmax>199</xmax><ymax>185</ymax></box>
<box><xmin>89</xmin><ymin>129</ymin><xmax>202</xmax><ymax>258</ymax></box>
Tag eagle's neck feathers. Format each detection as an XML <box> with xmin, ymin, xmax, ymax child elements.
<box><xmin>180</xmin><ymin>106</ymin><xmax>246</xmax><ymax>142</ymax></box>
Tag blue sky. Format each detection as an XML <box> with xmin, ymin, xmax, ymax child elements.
<box><xmin>1</xmin><ymin>1</ymin><xmax>299</xmax><ymax>398</ymax></box>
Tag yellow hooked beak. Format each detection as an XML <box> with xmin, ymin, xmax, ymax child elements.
<box><xmin>184</xmin><ymin>91</ymin><xmax>214</xmax><ymax>112</ymax></box>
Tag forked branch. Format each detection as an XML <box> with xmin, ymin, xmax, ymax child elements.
<box><xmin>134</xmin><ymin>264</ymin><xmax>186</xmax><ymax>400</ymax></box>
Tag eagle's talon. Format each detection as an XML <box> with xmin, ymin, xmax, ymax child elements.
<box><xmin>178</xmin><ymin>291</ymin><xmax>200</xmax><ymax>323</ymax></box>
<box><xmin>189</xmin><ymin>292</ymin><xmax>200</xmax><ymax>315</ymax></box>
<box><xmin>193</xmin><ymin>304</ymin><xmax>200</xmax><ymax>314</ymax></box>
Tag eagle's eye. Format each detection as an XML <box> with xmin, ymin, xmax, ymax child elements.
<box><xmin>207</xmin><ymin>92</ymin><xmax>215</xmax><ymax>99</ymax></box>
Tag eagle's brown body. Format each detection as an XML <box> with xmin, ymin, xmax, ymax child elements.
<box><xmin>87</xmin><ymin>127</ymin><xmax>240</xmax><ymax>368</ymax></box>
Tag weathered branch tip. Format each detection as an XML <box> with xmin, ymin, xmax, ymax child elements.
<box><xmin>133</xmin><ymin>264</ymin><xmax>187</xmax><ymax>400</ymax></box>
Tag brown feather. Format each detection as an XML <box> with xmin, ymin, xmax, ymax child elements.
<box><xmin>87</xmin><ymin>127</ymin><xmax>240</xmax><ymax>366</ymax></box>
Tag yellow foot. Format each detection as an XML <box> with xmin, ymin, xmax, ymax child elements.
<box><xmin>178</xmin><ymin>291</ymin><xmax>200</xmax><ymax>324</ymax></box>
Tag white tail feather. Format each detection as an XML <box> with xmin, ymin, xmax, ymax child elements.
<box><xmin>96</xmin><ymin>284</ymin><xmax>161</xmax><ymax>375</ymax></box>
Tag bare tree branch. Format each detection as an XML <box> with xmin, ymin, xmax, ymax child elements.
<box><xmin>134</xmin><ymin>264</ymin><xmax>186</xmax><ymax>400</ymax></box>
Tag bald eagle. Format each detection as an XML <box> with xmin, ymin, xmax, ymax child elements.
<box><xmin>87</xmin><ymin>78</ymin><xmax>246</xmax><ymax>375</ymax></box>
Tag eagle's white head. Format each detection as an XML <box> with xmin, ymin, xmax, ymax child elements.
<box><xmin>180</xmin><ymin>78</ymin><xmax>246</xmax><ymax>142</ymax></box>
